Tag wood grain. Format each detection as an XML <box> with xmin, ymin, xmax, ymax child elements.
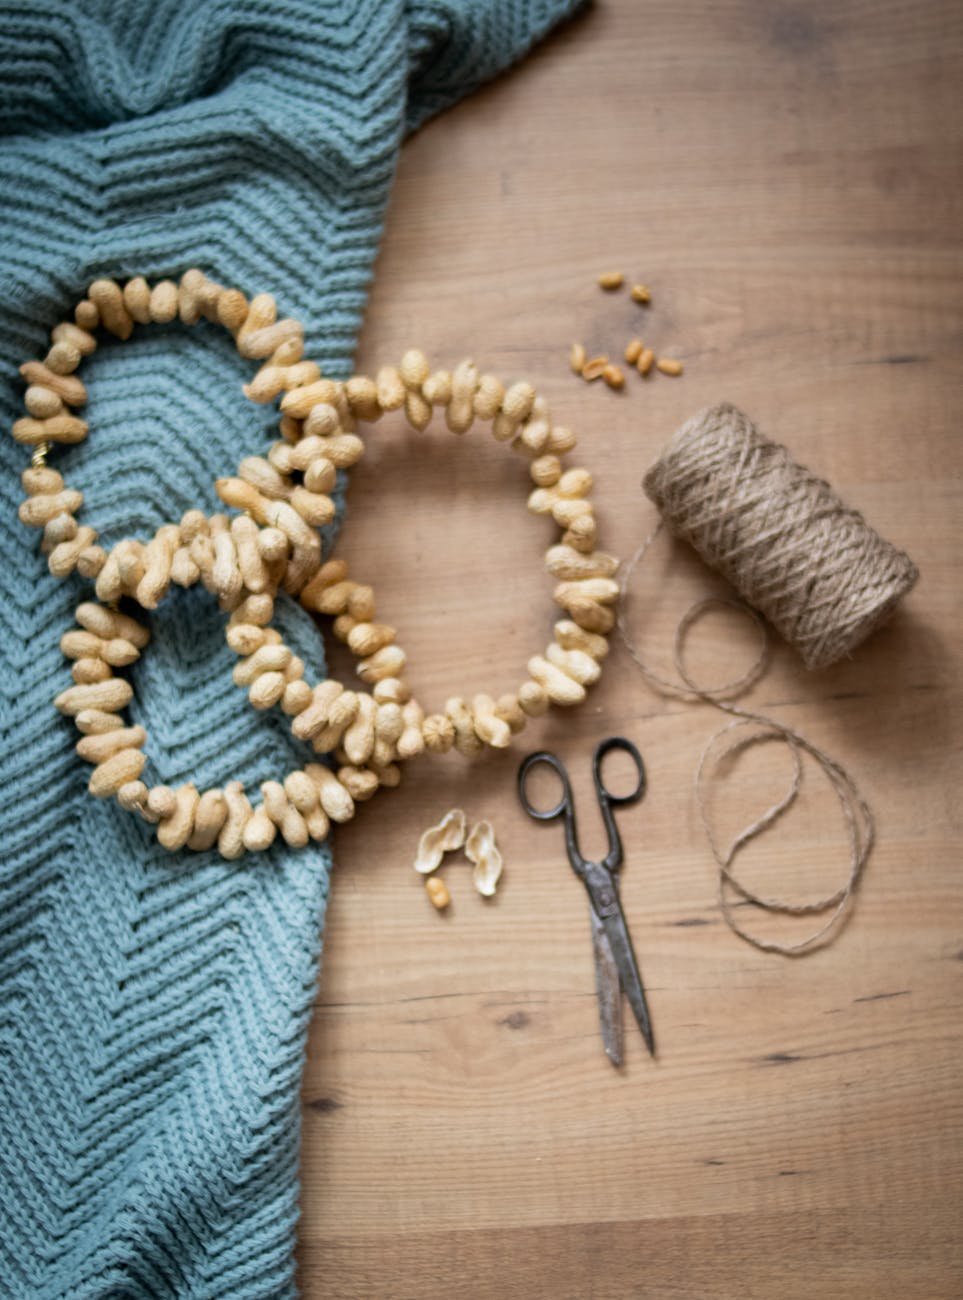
<box><xmin>298</xmin><ymin>2</ymin><xmax>963</xmax><ymax>1295</ymax></box>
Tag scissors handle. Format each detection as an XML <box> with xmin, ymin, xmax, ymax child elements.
<box><xmin>517</xmin><ymin>738</ymin><xmax>646</xmax><ymax>877</ymax></box>
<box><xmin>592</xmin><ymin>737</ymin><xmax>646</xmax><ymax>872</ymax></box>
<box><xmin>516</xmin><ymin>750</ymin><xmax>574</xmax><ymax>823</ymax></box>
<box><xmin>517</xmin><ymin>750</ymin><xmax>584</xmax><ymax>873</ymax></box>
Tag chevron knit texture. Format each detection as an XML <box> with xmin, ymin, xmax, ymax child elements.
<box><xmin>0</xmin><ymin>3</ymin><xmax>579</xmax><ymax>1295</ymax></box>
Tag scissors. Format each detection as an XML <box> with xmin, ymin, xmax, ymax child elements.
<box><xmin>517</xmin><ymin>737</ymin><xmax>654</xmax><ymax>1065</ymax></box>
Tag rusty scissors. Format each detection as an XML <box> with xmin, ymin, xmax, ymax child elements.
<box><xmin>517</xmin><ymin>737</ymin><xmax>655</xmax><ymax>1065</ymax></box>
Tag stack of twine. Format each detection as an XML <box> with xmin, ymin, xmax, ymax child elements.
<box><xmin>619</xmin><ymin>403</ymin><xmax>918</xmax><ymax>954</ymax></box>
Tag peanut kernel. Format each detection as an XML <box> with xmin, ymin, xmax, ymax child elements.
<box><xmin>425</xmin><ymin>875</ymin><xmax>451</xmax><ymax>910</ymax></box>
<box><xmin>656</xmin><ymin>357</ymin><xmax>683</xmax><ymax>376</ymax></box>
<box><xmin>581</xmin><ymin>356</ymin><xmax>608</xmax><ymax>382</ymax></box>
<box><xmin>569</xmin><ymin>342</ymin><xmax>586</xmax><ymax>373</ymax></box>
<box><xmin>597</xmin><ymin>271</ymin><xmax>624</xmax><ymax>290</ymax></box>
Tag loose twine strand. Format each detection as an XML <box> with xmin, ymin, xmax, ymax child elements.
<box><xmin>618</xmin><ymin>521</ymin><xmax>875</xmax><ymax>956</ymax></box>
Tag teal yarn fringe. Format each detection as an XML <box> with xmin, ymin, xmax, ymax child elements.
<box><xmin>0</xmin><ymin>2</ymin><xmax>580</xmax><ymax>1294</ymax></box>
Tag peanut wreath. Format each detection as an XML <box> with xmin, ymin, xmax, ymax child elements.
<box><xmin>14</xmin><ymin>270</ymin><xmax>619</xmax><ymax>858</ymax></box>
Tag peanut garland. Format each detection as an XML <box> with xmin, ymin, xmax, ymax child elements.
<box><xmin>14</xmin><ymin>270</ymin><xmax>619</xmax><ymax>858</ymax></box>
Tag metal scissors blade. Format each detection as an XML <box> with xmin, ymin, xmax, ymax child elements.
<box><xmin>581</xmin><ymin>857</ymin><xmax>656</xmax><ymax>1058</ymax></box>
<box><xmin>590</xmin><ymin>905</ymin><xmax>623</xmax><ymax>1066</ymax></box>
<box><xmin>598</xmin><ymin>896</ymin><xmax>655</xmax><ymax>1057</ymax></box>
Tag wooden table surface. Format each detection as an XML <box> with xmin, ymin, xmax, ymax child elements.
<box><xmin>297</xmin><ymin>3</ymin><xmax>963</xmax><ymax>1295</ymax></box>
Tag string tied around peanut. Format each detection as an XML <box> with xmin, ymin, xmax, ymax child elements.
<box><xmin>618</xmin><ymin>404</ymin><xmax>916</xmax><ymax>954</ymax></box>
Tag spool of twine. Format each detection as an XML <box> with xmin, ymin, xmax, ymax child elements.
<box><xmin>642</xmin><ymin>403</ymin><xmax>918</xmax><ymax>669</ymax></box>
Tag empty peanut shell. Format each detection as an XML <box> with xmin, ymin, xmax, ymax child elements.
<box><xmin>465</xmin><ymin>819</ymin><xmax>503</xmax><ymax>897</ymax></box>
<box><xmin>414</xmin><ymin>808</ymin><xmax>468</xmax><ymax>874</ymax></box>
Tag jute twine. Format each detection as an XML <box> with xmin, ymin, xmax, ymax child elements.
<box><xmin>619</xmin><ymin>404</ymin><xmax>915</xmax><ymax>954</ymax></box>
<box><xmin>642</xmin><ymin>403</ymin><xmax>918</xmax><ymax>670</ymax></box>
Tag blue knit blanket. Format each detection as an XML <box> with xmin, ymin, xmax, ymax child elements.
<box><xmin>0</xmin><ymin>3</ymin><xmax>578</xmax><ymax>1294</ymax></box>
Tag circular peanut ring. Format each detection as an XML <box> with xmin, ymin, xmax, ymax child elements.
<box><xmin>227</xmin><ymin>350</ymin><xmax>619</xmax><ymax>762</ymax></box>
<box><xmin>56</xmin><ymin>555</ymin><xmax>375</xmax><ymax>859</ymax></box>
